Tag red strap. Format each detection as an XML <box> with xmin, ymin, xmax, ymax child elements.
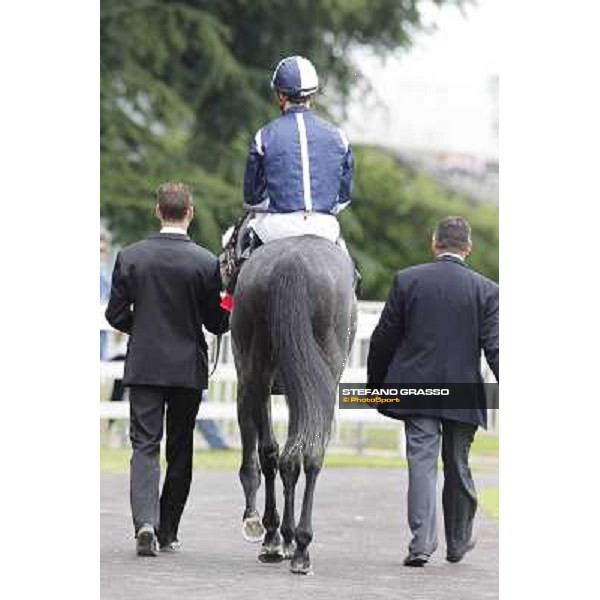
<box><xmin>220</xmin><ymin>292</ymin><xmax>234</xmax><ymax>313</ymax></box>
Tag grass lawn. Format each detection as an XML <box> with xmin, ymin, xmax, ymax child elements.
<box><xmin>101</xmin><ymin>431</ymin><xmax>497</xmax><ymax>474</ymax></box>
<box><xmin>333</xmin><ymin>426</ymin><xmax>498</xmax><ymax>455</ymax></box>
<box><xmin>479</xmin><ymin>487</ymin><xmax>499</xmax><ymax>523</ymax></box>
<box><xmin>472</xmin><ymin>433</ymin><xmax>499</xmax><ymax>456</ymax></box>
<box><xmin>100</xmin><ymin>447</ymin><xmax>408</xmax><ymax>474</ymax></box>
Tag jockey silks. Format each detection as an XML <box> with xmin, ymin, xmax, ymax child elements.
<box><xmin>243</xmin><ymin>105</ymin><xmax>353</xmax><ymax>216</ymax></box>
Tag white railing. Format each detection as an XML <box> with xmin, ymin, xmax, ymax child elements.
<box><xmin>100</xmin><ymin>301</ymin><xmax>498</xmax><ymax>454</ymax></box>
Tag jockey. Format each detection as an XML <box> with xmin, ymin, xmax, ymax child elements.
<box><xmin>243</xmin><ymin>55</ymin><xmax>354</xmax><ymax>248</ymax></box>
<box><xmin>220</xmin><ymin>56</ymin><xmax>357</xmax><ymax>306</ymax></box>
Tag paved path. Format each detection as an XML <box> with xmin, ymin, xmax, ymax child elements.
<box><xmin>101</xmin><ymin>469</ymin><xmax>498</xmax><ymax>600</ymax></box>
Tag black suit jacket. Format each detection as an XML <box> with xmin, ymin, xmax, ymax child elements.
<box><xmin>366</xmin><ymin>255</ymin><xmax>499</xmax><ymax>427</ymax></box>
<box><xmin>105</xmin><ymin>233</ymin><xmax>229</xmax><ymax>389</ymax></box>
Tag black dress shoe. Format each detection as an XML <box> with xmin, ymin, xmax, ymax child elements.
<box><xmin>403</xmin><ymin>552</ymin><xmax>429</xmax><ymax>567</ymax></box>
<box><xmin>160</xmin><ymin>540</ymin><xmax>182</xmax><ymax>553</ymax></box>
<box><xmin>136</xmin><ymin>524</ymin><xmax>159</xmax><ymax>557</ymax></box>
<box><xmin>446</xmin><ymin>539</ymin><xmax>476</xmax><ymax>563</ymax></box>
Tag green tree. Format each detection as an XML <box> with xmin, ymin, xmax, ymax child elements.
<box><xmin>101</xmin><ymin>0</ymin><xmax>467</xmax><ymax>248</ymax></box>
<box><xmin>101</xmin><ymin>1</ymin><xmax>498</xmax><ymax>301</ymax></box>
<box><xmin>342</xmin><ymin>147</ymin><xmax>498</xmax><ymax>299</ymax></box>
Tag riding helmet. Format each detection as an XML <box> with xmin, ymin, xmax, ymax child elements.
<box><xmin>271</xmin><ymin>56</ymin><xmax>319</xmax><ymax>99</ymax></box>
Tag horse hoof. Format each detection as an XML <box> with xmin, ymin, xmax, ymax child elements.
<box><xmin>290</xmin><ymin>551</ymin><xmax>312</xmax><ymax>575</ymax></box>
<box><xmin>242</xmin><ymin>516</ymin><xmax>265</xmax><ymax>543</ymax></box>
<box><xmin>290</xmin><ymin>562</ymin><xmax>313</xmax><ymax>575</ymax></box>
<box><xmin>282</xmin><ymin>541</ymin><xmax>295</xmax><ymax>560</ymax></box>
<box><xmin>258</xmin><ymin>544</ymin><xmax>284</xmax><ymax>563</ymax></box>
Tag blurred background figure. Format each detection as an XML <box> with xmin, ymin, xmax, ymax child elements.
<box><xmin>100</xmin><ymin>225</ymin><xmax>128</xmax><ymax>437</ymax></box>
<box><xmin>100</xmin><ymin>227</ymin><xmax>113</xmax><ymax>360</ymax></box>
<box><xmin>195</xmin><ymin>390</ymin><xmax>230</xmax><ymax>450</ymax></box>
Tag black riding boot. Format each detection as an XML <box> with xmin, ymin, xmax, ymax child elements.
<box><xmin>226</xmin><ymin>229</ymin><xmax>263</xmax><ymax>294</ymax></box>
<box><xmin>353</xmin><ymin>265</ymin><xmax>362</xmax><ymax>297</ymax></box>
<box><xmin>336</xmin><ymin>237</ymin><xmax>362</xmax><ymax>297</ymax></box>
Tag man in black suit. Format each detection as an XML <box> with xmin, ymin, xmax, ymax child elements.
<box><xmin>105</xmin><ymin>182</ymin><xmax>229</xmax><ymax>556</ymax></box>
<box><xmin>367</xmin><ymin>216</ymin><xmax>498</xmax><ymax>567</ymax></box>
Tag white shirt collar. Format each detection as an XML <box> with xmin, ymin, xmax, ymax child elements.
<box><xmin>438</xmin><ymin>252</ymin><xmax>465</xmax><ymax>261</ymax></box>
<box><xmin>160</xmin><ymin>226</ymin><xmax>188</xmax><ymax>235</ymax></box>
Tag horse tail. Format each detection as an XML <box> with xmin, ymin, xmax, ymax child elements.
<box><xmin>267</xmin><ymin>257</ymin><xmax>335</xmax><ymax>461</ymax></box>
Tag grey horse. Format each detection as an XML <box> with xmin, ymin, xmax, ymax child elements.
<box><xmin>231</xmin><ymin>232</ymin><xmax>357</xmax><ymax>574</ymax></box>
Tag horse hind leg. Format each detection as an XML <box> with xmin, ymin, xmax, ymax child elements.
<box><xmin>256</xmin><ymin>400</ymin><xmax>284</xmax><ymax>563</ymax></box>
<box><xmin>237</xmin><ymin>383</ymin><xmax>264</xmax><ymax>543</ymax></box>
<box><xmin>290</xmin><ymin>452</ymin><xmax>324</xmax><ymax>575</ymax></box>
<box><xmin>279</xmin><ymin>452</ymin><xmax>301</xmax><ymax>559</ymax></box>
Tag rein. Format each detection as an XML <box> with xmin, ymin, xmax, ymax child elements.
<box><xmin>211</xmin><ymin>212</ymin><xmax>251</xmax><ymax>377</ymax></box>
<box><xmin>209</xmin><ymin>334</ymin><xmax>222</xmax><ymax>377</ymax></box>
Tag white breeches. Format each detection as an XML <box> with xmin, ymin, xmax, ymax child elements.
<box><xmin>249</xmin><ymin>211</ymin><xmax>340</xmax><ymax>244</ymax></box>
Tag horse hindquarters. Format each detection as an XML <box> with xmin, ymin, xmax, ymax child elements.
<box><xmin>267</xmin><ymin>259</ymin><xmax>336</xmax><ymax>462</ymax></box>
<box><xmin>267</xmin><ymin>258</ymin><xmax>337</xmax><ymax>573</ymax></box>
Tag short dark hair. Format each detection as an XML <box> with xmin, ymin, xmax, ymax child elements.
<box><xmin>433</xmin><ymin>216</ymin><xmax>472</xmax><ymax>252</ymax></box>
<box><xmin>278</xmin><ymin>91</ymin><xmax>312</xmax><ymax>105</ymax></box>
<box><xmin>156</xmin><ymin>182</ymin><xmax>192</xmax><ymax>221</ymax></box>
<box><xmin>287</xmin><ymin>95</ymin><xmax>312</xmax><ymax>104</ymax></box>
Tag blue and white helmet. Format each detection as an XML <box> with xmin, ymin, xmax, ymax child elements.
<box><xmin>271</xmin><ymin>55</ymin><xmax>319</xmax><ymax>99</ymax></box>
